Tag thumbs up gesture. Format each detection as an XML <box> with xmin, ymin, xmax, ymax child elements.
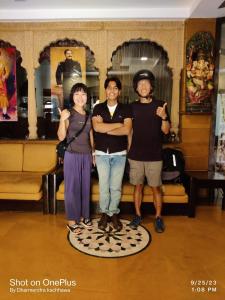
<box><xmin>59</xmin><ymin>108</ymin><xmax>71</xmax><ymax>122</ymax></box>
<box><xmin>156</xmin><ymin>102</ymin><xmax>168</xmax><ymax>120</ymax></box>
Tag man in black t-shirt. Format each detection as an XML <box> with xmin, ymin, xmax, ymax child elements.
<box><xmin>128</xmin><ymin>70</ymin><xmax>171</xmax><ymax>233</ymax></box>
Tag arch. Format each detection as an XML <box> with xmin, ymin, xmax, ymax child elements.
<box><xmin>107</xmin><ymin>38</ymin><xmax>173</xmax><ymax>112</ymax></box>
<box><xmin>38</xmin><ymin>38</ymin><xmax>98</xmax><ymax>72</ymax></box>
<box><xmin>36</xmin><ymin>38</ymin><xmax>99</xmax><ymax>138</ymax></box>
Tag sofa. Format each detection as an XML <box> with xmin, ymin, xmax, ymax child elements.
<box><xmin>0</xmin><ymin>141</ymin><xmax>57</xmax><ymax>213</ymax></box>
<box><xmin>49</xmin><ymin>171</ymin><xmax>194</xmax><ymax>217</ymax></box>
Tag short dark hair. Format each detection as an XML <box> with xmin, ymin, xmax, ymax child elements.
<box><xmin>70</xmin><ymin>83</ymin><xmax>88</xmax><ymax>105</ymax></box>
<box><xmin>104</xmin><ymin>76</ymin><xmax>122</xmax><ymax>90</ymax></box>
<box><xmin>64</xmin><ymin>49</ymin><xmax>72</xmax><ymax>55</ymax></box>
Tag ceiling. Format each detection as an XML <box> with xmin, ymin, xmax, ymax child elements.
<box><xmin>0</xmin><ymin>0</ymin><xmax>225</xmax><ymax>21</ymax></box>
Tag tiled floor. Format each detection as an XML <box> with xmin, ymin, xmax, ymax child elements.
<box><xmin>0</xmin><ymin>205</ymin><xmax>224</xmax><ymax>300</ymax></box>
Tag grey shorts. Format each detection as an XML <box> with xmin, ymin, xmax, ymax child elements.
<box><xmin>128</xmin><ymin>159</ymin><xmax>163</xmax><ymax>187</ymax></box>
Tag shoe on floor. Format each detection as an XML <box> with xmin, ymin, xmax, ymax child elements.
<box><xmin>67</xmin><ymin>224</ymin><xmax>82</xmax><ymax>234</ymax></box>
<box><xmin>80</xmin><ymin>218</ymin><xmax>92</xmax><ymax>228</ymax></box>
<box><xmin>154</xmin><ymin>217</ymin><xmax>165</xmax><ymax>233</ymax></box>
<box><xmin>98</xmin><ymin>213</ymin><xmax>109</xmax><ymax>231</ymax></box>
<box><xmin>129</xmin><ymin>215</ymin><xmax>142</xmax><ymax>230</ymax></box>
<box><xmin>111</xmin><ymin>214</ymin><xmax>123</xmax><ymax>231</ymax></box>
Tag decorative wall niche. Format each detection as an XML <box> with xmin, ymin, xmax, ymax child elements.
<box><xmin>35</xmin><ymin>38</ymin><xmax>99</xmax><ymax>139</ymax></box>
<box><xmin>107</xmin><ymin>38</ymin><xmax>173</xmax><ymax>114</ymax></box>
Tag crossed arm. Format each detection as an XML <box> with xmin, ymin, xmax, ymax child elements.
<box><xmin>92</xmin><ymin>115</ymin><xmax>132</xmax><ymax>136</ymax></box>
<box><xmin>107</xmin><ymin>118</ymin><xmax>132</xmax><ymax>136</ymax></box>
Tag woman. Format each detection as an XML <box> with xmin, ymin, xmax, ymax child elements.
<box><xmin>57</xmin><ymin>83</ymin><xmax>94</xmax><ymax>234</ymax></box>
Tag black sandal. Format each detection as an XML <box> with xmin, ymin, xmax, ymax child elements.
<box><xmin>80</xmin><ymin>218</ymin><xmax>92</xmax><ymax>228</ymax></box>
<box><xmin>67</xmin><ymin>224</ymin><xmax>82</xmax><ymax>234</ymax></box>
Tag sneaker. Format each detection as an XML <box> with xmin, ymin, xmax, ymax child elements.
<box><xmin>80</xmin><ymin>218</ymin><xmax>92</xmax><ymax>228</ymax></box>
<box><xmin>66</xmin><ymin>224</ymin><xmax>82</xmax><ymax>234</ymax></box>
<box><xmin>111</xmin><ymin>214</ymin><xmax>123</xmax><ymax>231</ymax></box>
<box><xmin>154</xmin><ymin>217</ymin><xmax>165</xmax><ymax>233</ymax></box>
<box><xmin>98</xmin><ymin>213</ymin><xmax>109</xmax><ymax>231</ymax></box>
<box><xmin>129</xmin><ymin>215</ymin><xmax>142</xmax><ymax>230</ymax></box>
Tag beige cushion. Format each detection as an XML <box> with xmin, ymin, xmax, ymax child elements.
<box><xmin>57</xmin><ymin>179</ymin><xmax>188</xmax><ymax>203</ymax></box>
<box><xmin>0</xmin><ymin>192</ymin><xmax>42</xmax><ymax>201</ymax></box>
<box><xmin>0</xmin><ymin>144</ymin><xmax>23</xmax><ymax>171</ymax></box>
<box><xmin>92</xmin><ymin>179</ymin><xmax>186</xmax><ymax>196</ymax></box>
<box><xmin>56</xmin><ymin>191</ymin><xmax>64</xmax><ymax>201</ymax></box>
<box><xmin>23</xmin><ymin>144</ymin><xmax>57</xmax><ymax>172</ymax></box>
<box><xmin>91</xmin><ymin>193</ymin><xmax>188</xmax><ymax>203</ymax></box>
<box><xmin>58</xmin><ymin>180</ymin><xmax>65</xmax><ymax>193</ymax></box>
<box><xmin>0</xmin><ymin>172</ymin><xmax>43</xmax><ymax>196</ymax></box>
<box><xmin>162</xmin><ymin>184</ymin><xmax>186</xmax><ymax>196</ymax></box>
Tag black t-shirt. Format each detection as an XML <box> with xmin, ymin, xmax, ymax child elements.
<box><xmin>128</xmin><ymin>99</ymin><xmax>170</xmax><ymax>161</ymax></box>
<box><xmin>56</xmin><ymin>59</ymin><xmax>81</xmax><ymax>84</ymax></box>
<box><xmin>92</xmin><ymin>101</ymin><xmax>132</xmax><ymax>153</ymax></box>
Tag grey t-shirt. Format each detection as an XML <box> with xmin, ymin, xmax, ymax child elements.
<box><xmin>66</xmin><ymin>109</ymin><xmax>91</xmax><ymax>154</ymax></box>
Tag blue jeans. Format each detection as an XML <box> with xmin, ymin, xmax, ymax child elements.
<box><xmin>95</xmin><ymin>155</ymin><xmax>126</xmax><ymax>216</ymax></box>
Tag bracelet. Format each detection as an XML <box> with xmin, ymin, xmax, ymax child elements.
<box><xmin>162</xmin><ymin>116</ymin><xmax>169</xmax><ymax>121</ymax></box>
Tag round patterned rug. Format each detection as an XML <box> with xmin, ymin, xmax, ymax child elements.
<box><xmin>67</xmin><ymin>218</ymin><xmax>151</xmax><ymax>258</ymax></box>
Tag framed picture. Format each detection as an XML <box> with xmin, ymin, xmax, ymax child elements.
<box><xmin>0</xmin><ymin>47</ymin><xmax>17</xmax><ymax>121</ymax></box>
<box><xmin>186</xmin><ymin>32</ymin><xmax>214</xmax><ymax>114</ymax></box>
<box><xmin>50</xmin><ymin>47</ymin><xmax>86</xmax><ymax>121</ymax></box>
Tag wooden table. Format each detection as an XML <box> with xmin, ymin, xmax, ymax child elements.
<box><xmin>188</xmin><ymin>171</ymin><xmax>225</xmax><ymax>217</ymax></box>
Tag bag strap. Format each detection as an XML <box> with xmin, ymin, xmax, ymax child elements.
<box><xmin>66</xmin><ymin>112</ymin><xmax>89</xmax><ymax>147</ymax></box>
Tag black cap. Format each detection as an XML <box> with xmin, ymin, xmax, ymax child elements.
<box><xmin>133</xmin><ymin>69</ymin><xmax>155</xmax><ymax>91</ymax></box>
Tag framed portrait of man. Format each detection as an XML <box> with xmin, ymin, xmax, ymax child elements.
<box><xmin>0</xmin><ymin>47</ymin><xmax>17</xmax><ymax>122</ymax></box>
<box><xmin>50</xmin><ymin>47</ymin><xmax>86</xmax><ymax>120</ymax></box>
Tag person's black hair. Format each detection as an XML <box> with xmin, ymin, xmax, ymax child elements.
<box><xmin>104</xmin><ymin>76</ymin><xmax>122</xmax><ymax>90</ymax></box>
<box><xmin>70</xmin><ymin>83</ymin><xmax>88</xmax><ymax>105</ymax></box>
<box><xmin>64</xmin><ymin>49</ymin><xmax>71</xmax><ymax>55</ymax></box>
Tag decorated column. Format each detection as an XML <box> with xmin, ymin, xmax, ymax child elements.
<box><xmin>24</xmin><ymin>31</ymin><xmax>37</xmax><ymax>139</ymax></box>
<box><xmin>170</xmin><ymin>68</ymin><xmax>181</xmax><ymax>141</ymax></box>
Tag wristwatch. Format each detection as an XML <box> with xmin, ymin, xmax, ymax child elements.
<box><xmin>162</xmin><ymin>116</ymin><xmax>169</xmax><ymax>121</ymax></box>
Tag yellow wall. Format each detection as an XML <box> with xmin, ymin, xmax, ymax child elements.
<box><xmin>0</xmin><ymin>21</ymin><xmax>184</xmax><ymax>139</ymax></box>
<box><xmin>0</xmin><ymin>19</ymin><xmax>216</xmax><ymax>170</ymax></box>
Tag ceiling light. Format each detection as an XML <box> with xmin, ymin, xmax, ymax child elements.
<box><xmin>141</xmin><ymin>57</ymin><xmax>148</xmax><ymax>61</ymax></box>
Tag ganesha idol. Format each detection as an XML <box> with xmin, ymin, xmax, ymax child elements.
<box><xmin>186</xmin><ymin>49</ymin><xmax>214</xmax><ymax>104</ymax></box>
